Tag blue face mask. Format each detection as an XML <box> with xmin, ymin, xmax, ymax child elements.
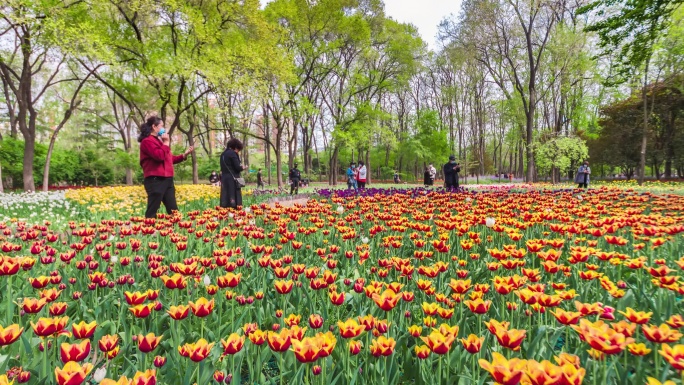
<box><xmin>158</xmin><ymin>128</ymin><xmax>166</xmax><ymax>136</ymax></box>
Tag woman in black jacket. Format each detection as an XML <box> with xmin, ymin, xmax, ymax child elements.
<box><xmin>220</xmin><ymin>138</ymin><xmax>246</xmax><ymax>209</ymax></box>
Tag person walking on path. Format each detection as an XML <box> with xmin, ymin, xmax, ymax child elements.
<box><xmin>138</xmin><ymin>116</ymin><xmax>194</xmax><ymax>218</ymax></box>
<box><xmin>256</xmin><ymin>168</ymin><xmax>264</xmax><ymax>189</ymax></box>
<box><xmin>289</xmin><ymin>163</ymin><xmax>301</xmax><ymax>195</ymax></box>
<box><xmin>575</xmin><ymin>161</ymin><xmax>591</xmax><ymax>188</ymax></box>
<box><xmin>220</xmin><ymin>138</ymin><xmax>247</xmax><ymax>209</ymax></box>
<box><xmin>357</xmin><ymin>161</ymin><xmax>367</xmax><ymax>189</ymax></box>
<box><xmin>424</xmin><ymin>166</ymin><xmax>431</xmax><ymax>187</ymax></box>
<box><xmin>443</xmin><ymin>155</ymin><xmax>461</xmax><ymax>190</ymax></box>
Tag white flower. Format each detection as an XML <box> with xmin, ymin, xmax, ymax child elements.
<box><xmin>229</xmin><ymin>213</ymin><xmax>234</xmax><ymax>218</ymax></box>
<box><xmin>111</xmin><ymin>255</ymin><xmax>119</xmax><ymax>263</ymax></box>
<box><xmin>361</xmin><ymin>237</ymin><xmax>369</xmax><ymax>244</ymax></box>
<box><xmin>576</xmin><ymin>195</ymin><xmax>583</xmax><ymax>201</ymax></box>
<box><xmin>203</xmin><ymin>275</ymin><xmax>211</xmax><ymax>286</ymax></box>
<box><xmin>485</xmin><ymin>217</ymin><xmax>496</xmax><ymax>228</ymax></box>
<box><xmin>465</xmin><ymin>197</ymin><xmax>472</xmax><ymax>203</ymax></box>
<box><xmin>336</xmin><ymin>206</ymin><xmax>344</xmax><ymax>214</ymax></box>
<box><xmin>244</xmin><ymin>207</ymin><xmax>251</xmax><ymax>214</ymax></box>
<box><xmin>93</xmin><ymin>367</ymin><xmax>107</xmax><ymax>382</ymax></box>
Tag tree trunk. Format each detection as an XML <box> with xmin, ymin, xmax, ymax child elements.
<box><xmin>0</xmin><ymin>159</ymin><xmax>3</xmax><ymax>193</ymax></box>
<box><xmin>22</xmin><ymin>133</ymin><xmax>36</xmax><ymax>192</ymax></box>
<box><xmin>638</xmin><ymin>59</ymin><xmax>650</xmax><ymax>186</ymax></box>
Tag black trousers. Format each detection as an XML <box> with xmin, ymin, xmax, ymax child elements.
<box><xmin>290</xmin><ymin>178</ymin><xmax>300</xmax><ymax>194</ymax></box>
<box><xmin>220</xmin><ymin>174</ymin><xmax>242</xmax><ymax>209</ymax></box>
<box><xmin>578</xmin><ymin>183</ymin><xmax>587</xmax><ymax>188</ymax></box>
<box><xmin>144</xmin><ymin>177</ymin><xmax>178</xmax><ymax>218</ymax></box>
<box><xmin>358</xmin><ymin>181</ymin><xmax>366</xmax><ymax>189</ymax></box>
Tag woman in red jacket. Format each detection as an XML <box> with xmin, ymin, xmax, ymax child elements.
<box><xmin>138</xmin><ymin>116</ymin><xmax>194</xmax><ymax>218</ymax></box>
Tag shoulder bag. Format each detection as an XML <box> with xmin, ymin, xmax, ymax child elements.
<box><xmin>221</xmin><ymin>153</ymin><xmax>246</xmax><ymax>188</ymax></box>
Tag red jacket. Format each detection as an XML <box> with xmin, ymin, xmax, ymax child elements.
<box><xmin>139</xmin><ymin>136</ymin><xmax>186</xmax><ymax>178</ymax></box>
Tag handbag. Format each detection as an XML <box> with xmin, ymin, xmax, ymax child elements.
<box><xmin>221</xmin><ymin>153</ymin><xmax>246</xmax><ymax>188</ymax></box>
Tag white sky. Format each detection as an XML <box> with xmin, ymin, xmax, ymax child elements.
<box><xmin>383</xmin><ymin>0</ymin><xmax>463</xmax><ymax>49</ymax></box>
<box><xmin>261</xmin><ymin>0</ymin><xmax>463</xmax><ymax>50</ymax></box>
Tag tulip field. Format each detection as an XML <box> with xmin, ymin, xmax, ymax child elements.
<box><xmin>1</xmin><ymin>185</ymin><xmax>684</xmax><ymax>385</ymax></box>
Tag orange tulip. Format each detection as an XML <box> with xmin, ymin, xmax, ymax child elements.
<box><xmin>124</xmin><ymin>291</ymin><xmax>148</xmax><ymax>306</ymax></box>
<box><xmin>54</xmin><ymin>361</ymin><xmax>93</xmax><ymax>385</ymax></box>
<box><xmin>178</xmin><ymin>338</ymin><xmax>214</xmax><ymax>362</ymax></box>
<box><xmin>479</xmin><ymin>352</ymin><xmax>527</xmax><ymax>385</ymax></box>
<box><xmin>666</xmin><ymin>315</ymin><xmax>684</xmax><ymax>329</ymax></box>
<box><xmin>414</xmin><ymin>344</ymin><xmax>431</xmax><ymax>359</ymax></box>
<box><xmin>129</xmin><ymin>304</ymin><xmax>154</xmax><ymax>318</ymax></box>
<box><xmin>611</xmin><ymin>320</ymin><xmax>637</xmax><ymax>337</ymax></box>
<box><xmin>0</xmin><ymin>256</ymin><xmax>20</xmax><ymax>276</ymax></box>
<box><xmin>371</xmin><ymin>289</ymin><xmax>401</xmax><ymax>311</ymax></box>
<box><xmin>420</xmin><ymin>330</ymin><xmax>455</xmax><ymax>355</ymax></box>
<box><xmin>133</xmin><ymin>369</ymin><xmax>157</xmax><ymax>385</ymax></box>
<box><xmin>421</xmin><ymin>302</ymin><xmax>440</xmax><ymax>316</ymax></box>
<box><xmin>60</xmin><ymin>339</ymin><xmax>91</xmax><ymax>363</ymax></box>
<box><xmin>0</xmin><ymin>324</ymin><xmax>23</xmax><ymax>346</ymax></box>
<box><xmin>329</xmin><ymin>291</ymin><xmax>345</xmax><ymax>306</ymax></box>
<box><xmin>338</xmin><ymin>319</ymin><xmax>364</xmax><ymax>338</ymax></box>
<box><xmin>290</xmin><ymin>336</ymin><xmax>322</xmax><ymax>363</ymax></box>
<box><xmin>627</xmin><ymin>342</ymin><xmax>652</xmax><ymax>356</ymax></box>
<box><xmin>642</xmin><ymin>324</ymin><xmax>683</xmax><ymax>343</ymax></box>
<box><xmin>284</xmin><ymin>314</ymin><xmax>302</xmax><ymax>327</ymax></box>
<box><xmin>221</xmin><ymin>333</ymin><xmax>245</xmax><ymax>355</ymax></box>
<box><xmin>189</xmin><ymin>297</ymin><xmax>215</xmax><ymax>318</ymax></box>
<box><xmin>559</xmin><ymin>363</ymin><xmax>586</xmax><ymax>385</ymax></box>
<box><xmin>160</xmin><ymin>274</ymin><xmax>186</xmax><ymax>289</ymax></box>
<box><xmin>524</xmin><ymin>360</ymin><xmax>562</xmax><ymax>385</ymax></box>
<box><xmin>618</xmin><ymin>307</ymin><xmax>652</xmax><ymax>324</ymax></box>
<box><xmin>100</xmin><ymin>377</ymin><xmax>131</xmax><ymax>385</ymax></box>
<box><xmin>32</xmin><ymin>316</ymin><xmax>69</xmax><ymax>337</ymax></box>
<box><xmin>98</xmin><ymin>334</ymin><xmax>119</xmax><ymax>352</ymax></box>
<box><xmin>167</xmin><ymin>305</ymin><xmax>190</xmax><ymax>321</ymax></box>
<box><xmin>267</xmin><ymin>329</ymin><xmax>292</xmax><ymax>352</ymax></box>
<box><xmin>349</xmin><ymin>340</ymin><xmax>362</xmax><ymax>355</ymax></box>
<box><xmin>248</xmin><ymin>330</ymin><xmax>267</xmax><ymax>345</ymax></box>
<box><xmin>659</xmin><ymin>344</ymin><xmax>684</xmax><ymax>371</ymax></box>
<box><xmin>21</xmin><ymin>297</ymin><xmax>47</xmax><ymax>314</ymax></box>
<box><xmin>408</xmin><ymin>325</ymin><xmax>423</xmax><ymax>337</ymax></box>
<box><xmin>460</xmin><ymin>334</ymin><xmax>484</xmax><ymax>354</ymax></box>
<box><xmin>137</xmin><ymin>333</ymin><xmax>162</xmax><ymax>353</ymax></box>
<box><xmin>72</xmin><ymin>321</ymin><xmax>97</xmax><ymax>339</ymax></box>
<box><xmin>493</xmin><ymin>326</ymin><xmax>527</xmax><ymax>351</ymax></box>
<box><xmin>464</xmin><ymin>298</ymin><xmax>491</xmax><ymax>314</ymax></box>
<box><xmin>550</xmin><ymin>309</ymin><xmax>582</xmax><ymax>325</ymax></box>
<box><xmin>583</xmin><ymin>326</ymin><xmax>633</xmax><ymax>355</ymax></box>
<box><xmin>370</xmin><ymin>336</ymin><xmax>396</xmax><ymax>357</ymax></box>
<box><xmin>274</xmin><ymin>280</ymin><xmax>294</xmax><ymax>294</ymax></box>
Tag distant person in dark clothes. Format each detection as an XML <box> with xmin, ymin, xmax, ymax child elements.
<box><xmin>220</xmin><ymin>138</ymin><xmax>247</xmax><ymax>209</ymax></box>
<box><xmin>575</xmin><ymin>161</ymin><xmax>591</xmax><ymax>188</ymax></box>
<box><xmin>443</xmin><ymin>155</ymin><xmax>461</xmax><ymax>190</ymax></box>
<box><xmin>393</xmin><ymin>171</ymin><xmax>400</xmax><ymax>184</ymax></box>
<box><xmin>138</xmin><ymin>116</ymin><xmax>194</xmax><ymax>218</ymax></box>
<box><xmin>257</xmin><ymin>168</ymin><xmax>264</xmax><ymax>189</ymax></box>
<box><xmin>209</xmin><ymin>171</ymin><xmax>220</xmax><ymax>186</ymax></box>
<box><xmin>424</xmin><ymin>166</ymin><xmax>431</xmax><ymax>187</ymax></box>
<box><xmin>289</xmin><ymin>163</ymin><xmax>301</xmax><ymax>195</ymax></box>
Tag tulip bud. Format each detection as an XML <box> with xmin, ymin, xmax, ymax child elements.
<box><xmin>214</xmin><ymin>371</ymin><xmax>226</xmax><ymax>383</ymax></box>
<box><xmin>154</xmin><ymin>355</ymin><xmax>167</xmax><ymax>367</ymax></box>
<box><xmin>225</xmin><ymin>374</ymin><xmax>233</xmax><ymax>384</ymax></box>
<box><xmin>312</xmin><ymin>365</ymin><xmax>322</xmax><ymax>375</ymax></box>
<box><xmin>275</xmin><ymin>310</ymin><xmax>283</xmax><ymax>318</ymax></box>
<box><xmin>272</xmin><ymin>324</ymin><xmax>280</xmax><ymax>331</ymax></box>
<box><xmin>17</xmin><ymin>370</ymin><xmax>31</xmax><ymax>383</ymax></box>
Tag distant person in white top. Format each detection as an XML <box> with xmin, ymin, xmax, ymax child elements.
<box><xmin>428</xmin><ymin>163</ymin><xmax>436</xmax><ymax>186</ymax></box>
<box><xmin>357</xmin><ymin>161</ymin><xmax>367</xmax><ymax>189</ymax></box>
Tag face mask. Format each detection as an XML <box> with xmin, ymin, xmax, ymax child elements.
<box><xmin>158</xmin><ymin>128</ymin><xmax>166</xmax><ymax>136</ymax></box>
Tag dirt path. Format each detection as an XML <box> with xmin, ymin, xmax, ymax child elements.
<box><xmin>264</xmin><ymin>195</ymin><xmax>311</xmax><ymax>208</ymax></box>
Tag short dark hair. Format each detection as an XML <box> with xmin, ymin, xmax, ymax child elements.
<box><xmin>226</xmin><ymin>138</ymin><xmax>244</xmax><ymax>151</ymax></box>
<box><xmin>359</xmin><ymin>161</ymin><xmax>364</xmax><ymax>166</ymax></box>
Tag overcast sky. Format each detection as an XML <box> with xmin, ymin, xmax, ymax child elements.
<box><xmin>384</xmin><ymin>0</ymin><xmax>463</xmax><ymax>49</ymax></box>
<box><xmin>262</xmin><ymin>0</ymin><xmax>463</xmax><ymax>49</ymax></box>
